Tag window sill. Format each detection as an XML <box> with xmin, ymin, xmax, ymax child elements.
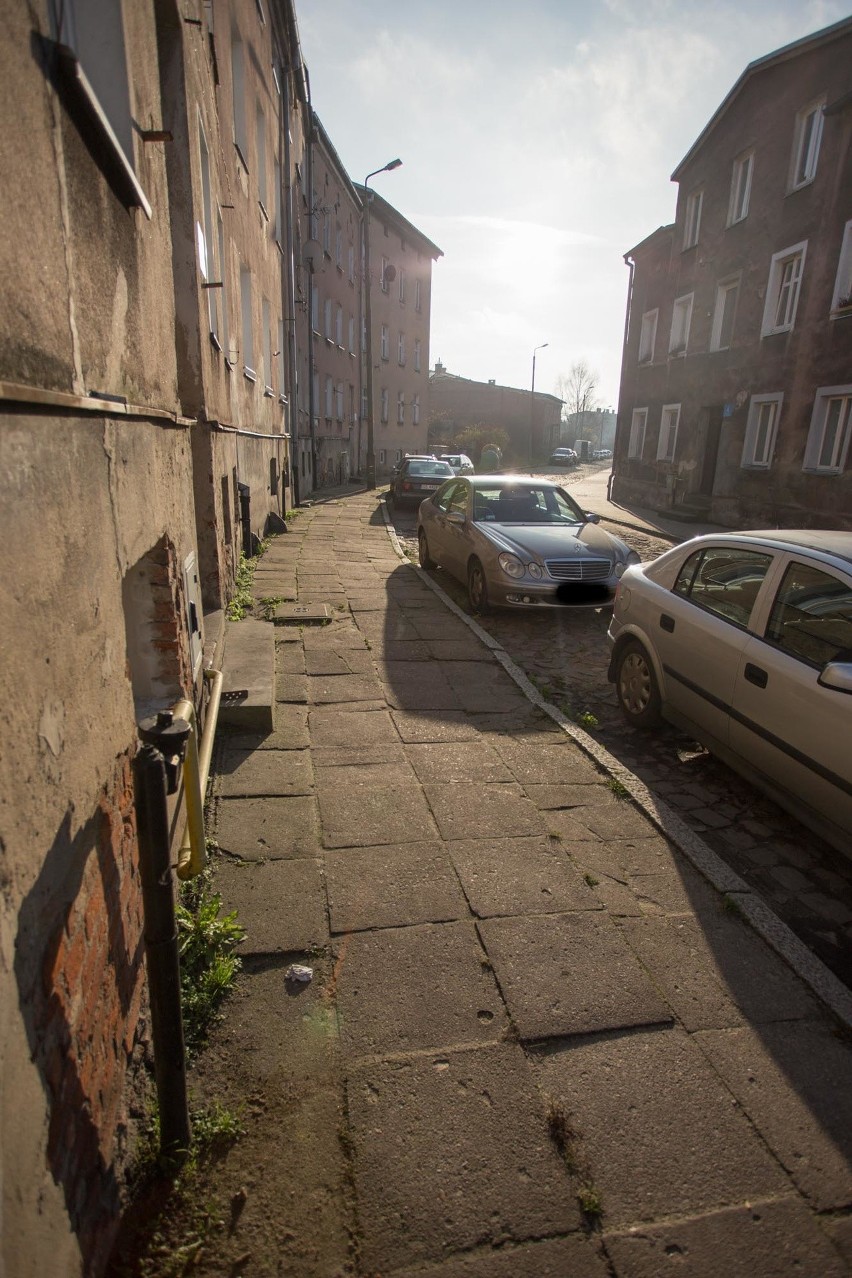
<box><xmin>830</xmin><ymin>306</ymin><xmax>852</xmax><ymax>320</ymax></box>
<box><xmin>264</xmin><ymin>386</ymin><xmax>274</xmax><ymax>398</ymax></box>
<box><xmin>802</xmin><ymin>466</ymin><xmax>842</xmax><ymax>477</ymax></box>
<box><xmin>234</xmin><ymin>142</ymin><xmax>249</xmax><ymax>172</ymax></box>
<box><xmin>761</xmin><ymin>325</ymin><xmax>794</xmax><ymax>339</ymax></box>
<box><xmin>244</xmin><ymin>367</ymin><xmax>257</xmax><ymax>384</ymax></box>
<box><xmin>259</xmin><ymin>201</ymin><xmax>269</xmax><ymax>222</ymax></box>
<box><xmin>210</xmin><ymin>332</ymin><xmax>222</xmax><ymax>352</ymax></box>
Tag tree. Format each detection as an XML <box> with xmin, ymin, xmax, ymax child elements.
<box><xmin>453</xmin><ymin>424</ymin><xmax>510</xmax><ymax>464</ymax></box>
<box><xmin>555</xmin><ymin>360</ymin><xmax>601</xmax><ymax>450</ymax></box>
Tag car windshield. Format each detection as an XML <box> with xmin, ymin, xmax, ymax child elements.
<box><xmin>472</xmin><ymin>484</ymin><xmax>586</xmax><ymax>524</ymax></box>
<box><xmin>408</xmin><ymin>461</ymin><xmax>454</xmax><ymax>477</ymax></box>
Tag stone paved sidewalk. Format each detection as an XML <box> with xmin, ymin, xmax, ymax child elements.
<box><xmin>196</xmin><ymin>488</ymin><xmax>852</xmax><ymax>1277</ymax></box>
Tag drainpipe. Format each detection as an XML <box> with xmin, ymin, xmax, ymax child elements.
<box><xmin>176</xmin><ymin>669</ymin><xmax>223</xmax><ymax>880</ymax></box>
<box><xmin>305</xmin><ymin>91</ymin><xmax>318</xmax><ymax>494</ymax></box>
<box><xmin>277</xmin><ymin>18</ymin><xmax>300</xmax><ymax>509</ymax></box>
<box><xmin>133</xmin><ymin>714</ymin><xmax>192</xmax><ymax>1161</ymax></box>
<box><xmin>611</xmin><ymin>252</ymin><xmax>636</xmax><ymax>501</ymax></box>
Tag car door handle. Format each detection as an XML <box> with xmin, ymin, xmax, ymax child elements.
<box><xmin>660</xmin><ymin>614</ymin><xmax>675</xmax><ymax>632</ymax></box>
<box><xmin>744</xmin><ymin>663</ymin><xmax>768</xmax><ymax>689</ymax></box>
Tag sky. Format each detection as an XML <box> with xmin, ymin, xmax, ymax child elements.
<box><xmin>297</xmin><ymin>0</ymin><xmax>849</xmax><ymax>409</ymax></box>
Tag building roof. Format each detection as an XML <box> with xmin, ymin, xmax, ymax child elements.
<box><xmin>671</xmin><ymin>16</ymin><xmax>852</xmax><ymax>179</ymax></box>
<box><xmin>355</xmin><ymin>185</ymin><xmax>443</xmax><ymax>260</ymax></box>
<box><xmin>311</xmin><ymin>113</ymin><xmax>362</xmax><ymax>206</ymax></box>
<box><xmin>624</xmin><ymin>223</ymin><xmax>674</xmax><ymax>261</ymax></box>
<box><xmin>430</xmin><ymin>366</ymin><xmax>563</xmax><ymax>406</ymax></box>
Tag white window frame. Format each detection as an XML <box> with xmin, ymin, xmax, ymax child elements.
<box><xmin>397</xmin><ymin>391</ymin><xmax>405</xmax><ymax>424</ymax></box>
<box><xmin>261</xmin><ymin>297</ymin><xmax>273</xmax><ymax>394</ymax></box>
<box><xmin>255</xmin><ymin>102</ymin><xmax>267</xmax><ymax>212</ymax></box>
<box><xmin>414</xmin><ymin>278</ymin><xmax>422</xmax><ymax>312</ymax></box>
<box><xmin>727</xmin><ymin>150</ymin><xmax>753</xmax><ymax>225</ymax></box>
<box><xmin>761</xmin><ymin>241</ymin><xmax>807</xmax><ymax>337</ymax></box>
<box><xmin>380</xmin><ymin>325</ymin><xmax>389</xmax><ymax>360</ymax></box>
<box><xmin>414</xmin><ymin>339</ymin><xmax>422</xmax><ymax>373</ymax></box>
<box><xmin>336</xmin><ymin>304</ymin><xmax>343</xmax><ymax>347</ymax></box>
<box><xmin>348</xmin><ymin>246</ymin><xmax>355</xmax><ymax>283</ymax></box>
<box><xmin>657</xmin><ymin>404</ymin><xmax>681</xmax><ymax>462</ymax></box>
<box><xmin>789</xmin><ymin>98</ymin><xmax>825</xmax><ymax>191</ymax></box>
<box><xmin>231</xmin><ymin>28</ymin><xmax>248</xmax><ymax>163</ymax></box>
<box><xmin>198</xmin><ymin>119</ymin><xmax>219</xmax><ymax>340</ymax></box>
<box><xmin>628</xmin><ymin>408</ymin><xmax>647</xmax><ymax>459</ymax></box>
<box><xmin>742</xmin><ymin>394</ymin><xmax>782</xmax><ymax>469</ymax></box>
<box><xmin>381</xmin><ymin>256</ymin><xmax>389</xmax><ymax>293</ymax></box>
<box><xmin>710</xmin><ymin>276</ymin><xmax>740</xmax><ymax>352</ymax></box>
<box><xmin>348</xmin><ymin>315</ymin><xmax>356</xmax><ymax>356</ymax></box>
<box><xmin>218</xmin><ymin>214</ymin><xmax>231</xmax><ymax>364</ymax></box>
<box><xmin>398</xmin><ymin>332</ymin><xmax>406</xmax><ymax>365</ymax></box>
<box><xmin>830</xmin><ymin>220</ymin><xmax>852</xmax><ymax>313</ymax></box>
<box><xmin>324</xmin><ymin>298</ymin><xmax>333</xmax><ymax>342</ymax></box>
<box><xmin>669</xmin><ymin>293</ymin><xmax>693</xmax><ymax>356</ymax></box>
<box><xmin>803</xmin><ymin>386</ymin><xmax>852</xmax><ymax>474</ymax></box>
<box><xmin>412</xmin><ymin>394</ymin><xmax>420</xmax><ymax>425</ymax></box>
<box><xmin>398</xmin><ymin>269</ymin><xmax>406</xmax><ymax>303</ymax></box>
<box><xmin>380</xmin><ymin>388</ymin><xmax>389</xmax><ymax>423</ymax></box>
<box><xmin>638</xmin><ymin>309</ymin><xmax>657</xmax><ymax>364</ymax></box>
<box><xmin>683</xmin><ymin>188</ymin><xmax>703</xmax><ymax>250</ymax></box>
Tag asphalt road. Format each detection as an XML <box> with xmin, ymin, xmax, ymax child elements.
<box><xmin>387</xmin><ymin>469</ymin><xmax>852</xmax><ymax>989</ymax></box>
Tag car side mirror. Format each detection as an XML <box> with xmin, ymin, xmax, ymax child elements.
<box><xmin>584</xmin><ymin>512</ymin><xmax>601</xmax><ymax>524</ymax></box>
<box><xmin>446</xmin><ymin>511</ymin><xmax>466</xmax><ymax>525</ymax></box>
<box><xmin>817</xmin><ymin>661</ymin><xmax>852</xmax><ymax>694</ymax></box>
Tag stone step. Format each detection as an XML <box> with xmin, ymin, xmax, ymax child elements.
<box><xmin>218</xmin><ymin>617</ymin><xmax>274</xmax><ymax>731</ymax></box>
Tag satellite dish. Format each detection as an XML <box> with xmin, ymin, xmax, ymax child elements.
<box><xmin>303</xmin><ymin>239</ymin><xmax>322</xmax><ymax>265</ymax></box>
<box><xmin>383</xmin><ymin>264</ymin><xmax>397</xmax><ymax>282</ymax></box>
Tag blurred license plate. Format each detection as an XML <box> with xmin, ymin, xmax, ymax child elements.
<box><xmin>420</xmin><ymin>483</ymin><xmax>439</xmax><ymax>490</ymax></box>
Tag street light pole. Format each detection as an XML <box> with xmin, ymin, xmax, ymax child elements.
<box><xmin>529</xmin><ymin>342</ymin><xmax>548</xmax><ymax>469</ymax></box>
<box><xmin>363</xmin><ymin>158</ymin><xmax>402</xmax><ymax>490</ymax></box>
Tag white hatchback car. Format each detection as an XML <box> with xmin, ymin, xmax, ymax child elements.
<box><xmin>607</xmin><ymin>531</ymin><xmax>852</xmax><ymax>856</ymax></box>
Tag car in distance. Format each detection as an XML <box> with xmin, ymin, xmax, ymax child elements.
<box><xmin>548</xmin><ymin>447</ymin><xmax>578</xmax><ymax>467</ymax></box>
<box><xmin>439</xmin><ymin>452</ymin><xmax>475</xmax><ymax>475</ymax></box>
<box><xmin>607</xmin><ymin>530</ymin><xmax>852</xmax><ymax>856</ymax></box>
<box><xmin>592</xmin><ymin>449</ymin><xmax>613</xmax><ymax>461</ymax></box>
<box><xmin>390</xmin><ymin>452</ymin><xmax>435</xmax><ymax>480</ymax></box>
<box><xmin>390</xmin><ymin>457</ymin><xmax>455</xmax><ymax>506</ymax></box>
<box><xmin>417</xmin><ymin>475</ymin><xmax>638</xmax><ymax>611</ymax></box>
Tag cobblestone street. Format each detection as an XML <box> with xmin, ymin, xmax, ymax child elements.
<box><xmin>389</xmin><ymin>478</ymin><xmax>852</xmax><ymax>987</ymax></box>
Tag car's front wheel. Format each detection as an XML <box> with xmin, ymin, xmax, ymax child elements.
<box><xmin>614</xmin><ymin>639</ymin><xmax>662</xmax><ymax>728</ymax></box>
<box><xmin>467</xmin><ymin>557</ymin><xmax>489</xmax><ymax>613</ymax></box>
<box><xmin>418</xmin><ymin>528</ymin><xmax>436</xmax><ymax>569</ymax></box>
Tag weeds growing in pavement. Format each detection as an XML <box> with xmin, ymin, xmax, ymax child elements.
<box><xmin>583</xmin><ymin>873</ymin><xmax>600</xmax><ymax>888</ymax></box>
<box><xmin>575</xmin><ymin>710</ymin><xmax>599</xmax><ymax>730</ymax></box>
<box><xmin>224</xmin><ymin>536</ymin><xmax>276</xmax><ymax>621</ymax></box>
<box><xmin>176</xmin><ymin>870</ymin><xmax>245</xmax><ymax>1057</ymax></box>
<box><xmin>607</xmin><ymin>778</ymin><xmax>629</xmax><ymax>798</ymax></box>
<box><xmin>258</xmin><ymin>595</ymin><xmax>284</xmax><ymax>620</ymax></box>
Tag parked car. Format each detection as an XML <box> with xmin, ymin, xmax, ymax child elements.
<box><xmin>439</xmin><ymin>452</ymin><xmax>475</xmax><ymax>475</ymax></box>
<box><xmin>417</xmin><ymin>475</ymin><xmax>638</xmax><ymax>611</ymax></box>
<box><xmin>390</xmin><ymin>453</ymin><xmax>435</xmax><ymax>481</ymax></box>
<box><xmin>592</xmin><ymin>449</ymin><xmax>613</xmax><ymax>460</ymax></box>
<box><xmin>607</xmin><ymin>530</ymin><xmax>852</xmax><ymax>856</ymax></box>
<box><xmin>549</xmin><ymin>447</ymin><xmax>578</xmax><ymax>467</ymax></box>
<box><xmin>390</xmin><ymin>457</ymin><xmax>455</xmax><ymax>505</ymax></box>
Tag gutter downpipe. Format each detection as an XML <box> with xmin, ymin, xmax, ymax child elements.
<box><xmin>174</xmin><ymin>667</ymin><xmax>223</xmax><ymax>880</ymax></box>
<box><xmin>278</xmin><ymin>11</ymin><xmax>300</xmax><ymax>508</ymax></box>
<box><xmin>610</xmin><ymin>252</ymin><xmax>636</xmax><ymax>502</ymax></box>
<box><xmin>305</xmin><ymin>88</ymin><xmax>318</xmax><ymax>494</ymax></box>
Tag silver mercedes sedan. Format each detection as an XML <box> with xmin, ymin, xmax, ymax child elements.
<box><xmin>417</xmin><ymin>475</ymin><xmax>639</xmax><ymax>611</ymax></box>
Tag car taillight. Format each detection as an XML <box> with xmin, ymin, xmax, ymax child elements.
<box><xmin>402</xmin><ymin>481</ymin><xmax>411</xmax><ymax>491</ymax></box>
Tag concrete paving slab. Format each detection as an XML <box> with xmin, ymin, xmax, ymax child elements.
<box><xmin>367</xmin><ymin>640</ymin><xmax>431</xmax><ymax>661</ymax></box>
<box><xmin>347</xmin><ymin>1043</ymin><xmax>580</xmax><ymax>1272</ymax></box>
<box><xmin>335</xmin><ymin>922</ymin><xmax>507</xmax><ymax>1057</ymax></box>
<box><xmin>308</xmin><ymin>707</ymin><xmax>400</xmax><ymax>746</ymax></box>
<box><xmin>425</xmin><ymin>639</ymin><xmax>493</xmax><ymax>661</ymax></box>
<box><xmin>410</xmin><ymin>613</ymin><xmax>480</xmax><ymax>641</ymax></box>
<box><xmin>522</xmin><ymin>782</ymin><xmax>615</xmax><ymax>809</ymax></box>
<box><xmin>217</xmin><ymin>748</ymin><xmax>314</xmax><ymax>796</ymax></box>
<box><xmin>569</xmin><ymin>835</ymin><xmax>678</xmax><ymax>878</ymax></box>
<box><xmin>217</xmin><ymin>708</ymin><xmax>308</xmax><ymax>750</ymax></box>
<box><xmin>541</xmin><ymin>809</ymin><xmax>605</xmax><ymax>844</ymax></box>
<box><xmin>311</xmin><ymin>743</ymin><xmax>407</xmax><ymax>768</ymax></box>
<box><xmin>306</xmin><ymin>672</ymin><xmax>387</xmax><ymax>703</ymax></box>
<box><xmin>695</xmin><ymin>1022</ymin><xmax>852</xmax><ymax>1211</ymax></box>
<box><xmin>825</xmin><ymin>1214</ymin><xmax>852</xmax><ymax>1268</ymax></box>
<box><xmin>325</xmin><ymin>842</ymin><xmax>468</xmax><ymax>933</ymax></box>
<box><xmin>314</xmin><ymin>761</ymin><xmax>418</xmax><ymax>790</ymax></box>
<box><xmin>447</xmin><ymin>837</ymin><xmax>600</xmax><ymax>919</ymax></box>
<box><xmin>214</xmin><ymin>857</ymin><xmax>328</xmax><ymax>955</ymax></box>
<box><xmin>424</xmin><ymin>783</ymin><xmax>547</xmax><ymax>841</ymax></box>
<box><xmin>318</xmin><ymin>783</ymin><xmax>440</xmax><ymax>848</ymax></box>
<box><xmin>303</xmin><ymin>648</ymin><xmax>375</xmax><ymax>676</ymax></box>
<box><xmin>479</xmin><ymin>912</ymin><xmax>671</xmax><ymax>1039</ymax></box>
<box><xmin>392</xmin><ymin>1234</ymin><xmax>611</xmax><ymax>1278</ymax></box>
<box><xmin>468</xmin><ymin>709</ymin><xmax>556</xmax><ymax>735</ymax></box>
<box><xmin>216</xmin><ymin>796</ymin><xmax>321</xmax><ymax>860</ymax></box>
<box><xmin>219</xmin><ymin>617</ymin><xmax>274</xmax><ymax>731</ymax></box>
<box><xmin>534</xmin><ymin>1027</ymin><xmax>789</xmax><ymax>1227</ymax></box>
<box><xmin>492</xmin><ymin>738</ymin><xmax>604</xmax><ymax>785</ymax></box>
<box><xmin>275</xmin><ymin>645</ymin><xmax>306</xmax><ymax>674</ymax></box>
<box><xmin>378</xmin><ymin>665</ymin><xmax>463</xmax><ymax>711</ymax></box>
<box><xmin>405</xmin><ymin>742</ymin><xmax>513</xmax><ymax>784</ymax></box>
<box><xmin>619</xmin><ymin>911</ymin><xmax>820</xmax><ymax>1032</ymax></box>
<box><xmin>603</xmin><ymin>1196</ymin><xmax>848</xmax><ymax>1277</ymax></box>
<box><xmin>574</xmin><ymin>802</ymin><xmax>662</xmax><ymax>841</ymax></box>
<box><xmin>302</xmin><ymin>621</ymin><xmax>368</xmax><ymax>650</ymax></box>
<box><xmin>274</xmin><ymin>673</ymin><xmax>309</xmax><ymax>703</ymax></box>
<box><xmin>391</xmin><ymin>711</ymin><xmax>481</xmax><ymax>743</ymax></box>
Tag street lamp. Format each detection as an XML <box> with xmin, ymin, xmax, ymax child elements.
<box><xmin>363</xmin><ymin>157</ymin><xmax>402</xmax><ymax>490</ymax></box>
<box><xmin>529</xmin><ymin>342</ymin><xmax>548</xmax><ymax>468</ymax></box>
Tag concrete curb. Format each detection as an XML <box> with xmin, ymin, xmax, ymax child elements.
<box><xmin>379</xmin><ymin>496</ymin><xmax>852</xmax><ymax>1031</ymax></box>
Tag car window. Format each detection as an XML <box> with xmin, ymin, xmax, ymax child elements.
<box><xmin>447</xmin><ymin>482</ymin><xmax>469</xmax><ymax>515</ymax></box>
<box><xmin>408</xmin><ymin>461</ymin><xmax>454</xmax><ymax>477</ymax></box>
<box><xmin>673</xmin><ymin>546</ymin><xmax>773</xmax><ymax>627</ymax></box>
<box><xmin>434</xmin><ymin>480</ymin><xmax>464</xmax><ymax>512</ymax></box>
<box><xmin>472</xmin><ymin>485</ymin><xmax>585</xmax><ymax>524</ymax></box>
<box><xmin>765</xmin><ymin>561</ymin><xmax>852</xmax><ymax>668</ymax></box>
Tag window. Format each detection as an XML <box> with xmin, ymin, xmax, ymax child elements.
<box><xmin>803</xmin><ymin>387</ymin><xmax>852</xmax><ymax>474</ymax></box>
<box><xmin>231</xmin><ymin>29</ymin><xmax>248</xmax><ymax>162</ymax></box>
<box><xmin>831</xmin><ymin>220</ymin><xmax>852</xmax><ymax>313</ymax></box>
<box><xmin>762</xmin><ymin>242</ymin><xmax>806</xmax><ymax>336</ymax></box>
<box><xmin>683</xmin><ymin>188</ymin><xmax>703</xmax><ymax>250</ymax></box>
<box><xmin>198</xmin><ymin>122</ymin><xmax>219</xmax><ymax>339</ymax></box>
<box><xmin>415</xmin><ymin>279</ymin><xmax>422</xmax><ymax>312</ymax></box>
<box><xmin>380</xmin><ymin>325</ymin><xmax>389</xmax><ymax>360</ymax></box>
<box><xmin>336</xmin><ymin>304</ymin><xmax>343</xmax><ymax>347</ymax></box>
<box><xmin>669</xmin><ymin>294</ymin><xmax>693</xmax><ymax>355</ymax></box>
<box><xmin>742</xmin><ymin>394</ymin><xmax>782</xmax><ymax>469</ymax></box>
<box><xmin>766</xmin><ymin>562</ymin><xmax>852</xmax><ymax>669</ymax></box>
<box><xmin>657</xmin><ymin>404</ymin><xmax>680</xmax><ymax>461</ymax></box>
<box><xmin>710</xmin><ymin>277</ymin><xmax>739</xmax><ymax>351</ymax></box>
<box><xmin>381</xmin><ymin>257</ymin><xmax>389</xmax><ymax>293</ymax></box>
<box><xmin>379</xmin><ymin>450</ymin><xmax>386</xmax><ymax>465</ymax></box>
<box><xmin>239</xmin><ymin>265</ymin><xmax>254</xmax><ymax>378</ymax></box>
<box><xmin>311</xmin><ymin>287</ymin><xmax>319</xmax><ymax>333</ymax></box>
<box><xmin>673</xmin><ymin>546</ymin><xmax>772</xmax><ymax>628</ymax></box>
<box><xmin>335</xmin><ymin>225</ymin><xmax>343</xmax><ymax>268</ymax></box>
<box><xmin>218</xmin><ymin>214</ymin><xmax>231</xmax><ymax>363</ymax></box>
<box><xmin>727</xmin><ymin>151</ymin><xmax>753</xmax><ymax>225</ymax></box>
<box><xmin>324</xmin><ymin>298</ymin><xmax>333</xmax><ymax>341</ymax></box>
<box><xmin>273</xmin><ymin>158</ymin><xmax>282</xmax><ymax>244</ymax></box>
<box><xmin>322</xmin><ymin>214</ymin><xmax>331</xmax><ymax>255</ymax></box>
<box><xmin>380</xmin><ymin>388</ymin><xmax>389</xmax><ymax>423</ymax></box>
<box><xmin>638</xmin><ymin>309</ymin><xmax>657</xmax><ymax>364</ymax></box>
<box><xmin>790</xmin><ymin>99</ymin><xmax>825</xmax><ymax>191</ymax></box>
<box><xmin>312</xmin><ymin>371</ymin><xmax>320</xmax><ymax>424</ymax></box>
<box><xmin>412</xmin><ymin>394</ymin><xmax>420</xmax><ymax>425</ymax></box>
<box><xmin>628</xmin><ymin>409</ymin><xmax>647</xmax><ymax>459</ymax></box>
<box><xmin>348</xmin><ymin>246</ymin><xmax>355</xmax><ymax>283</ymax></box>
<box><xmin>325</xmin><ymin>376</ymin><xmax>334</xmax><ymax>419</ymax></box>
<box><xmin>414</xmin><ymin>339</ymin><xmax>422</xmax><ymax>373</ymax></box>
<box><xmin>261</xmin><ymin>297</ymin><xmax>272</xmax><ymax>393</ymax></box>
<box><xmin>277</xmin><ymin>318</ymin><xmax>285</xmax><ymax>396</ymax></box>
<box><xmin>397</xmin><ymin>391</ymin><xmax>405</xmax><ymax>424</ymax></box>
<box><xmin>398</xmin><ymin>332</ymin><xmax>406</xmax><ymax>365</ymax></box>
<box><xmin>398</xmin><ymin>269</ymin><xmax>406</xmax><ymax>303</ymax></box>
<box><xmin>348</xmin><ymin>316</ymin><xmax>356</xmax><ymax>356</ymax></box>
<box><xmin>336</xmin><ymin>382</ymin><xmax>344</xmax><ymax>421</ymax></box>
<box><xmin>255</xmin><ymin>103</ymin><xmax>267</xmax><ymax>211</ymax></box>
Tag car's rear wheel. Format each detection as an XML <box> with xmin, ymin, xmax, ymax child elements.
<box><xmin>467</xmin><ymin>557</ymin><xmax>489</xmax><ymax>613</ymax></box>
<box><xmin>418</xmin><ymin>528</ymin><xmax>436</xmax><ymax>569</ymax></box>
<box><xmin>615</xmin><ymin>639</ymin><xmax>661</xmax><ymax>728</ymax></box>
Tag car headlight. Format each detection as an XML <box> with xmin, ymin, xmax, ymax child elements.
<box><xmin>614</xmin><ymin>551</ymin><xmax>640</xmax><ymax>578</ymax></box>
<box><xmin>527</xmin><ymin>562</ymin><xmax>543</xmax><ymax>579</ymax></box>
<box><xmin>498</xmin><ymin>552</ymin><xmax>525</xmax><ymax>578</ymax></box>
